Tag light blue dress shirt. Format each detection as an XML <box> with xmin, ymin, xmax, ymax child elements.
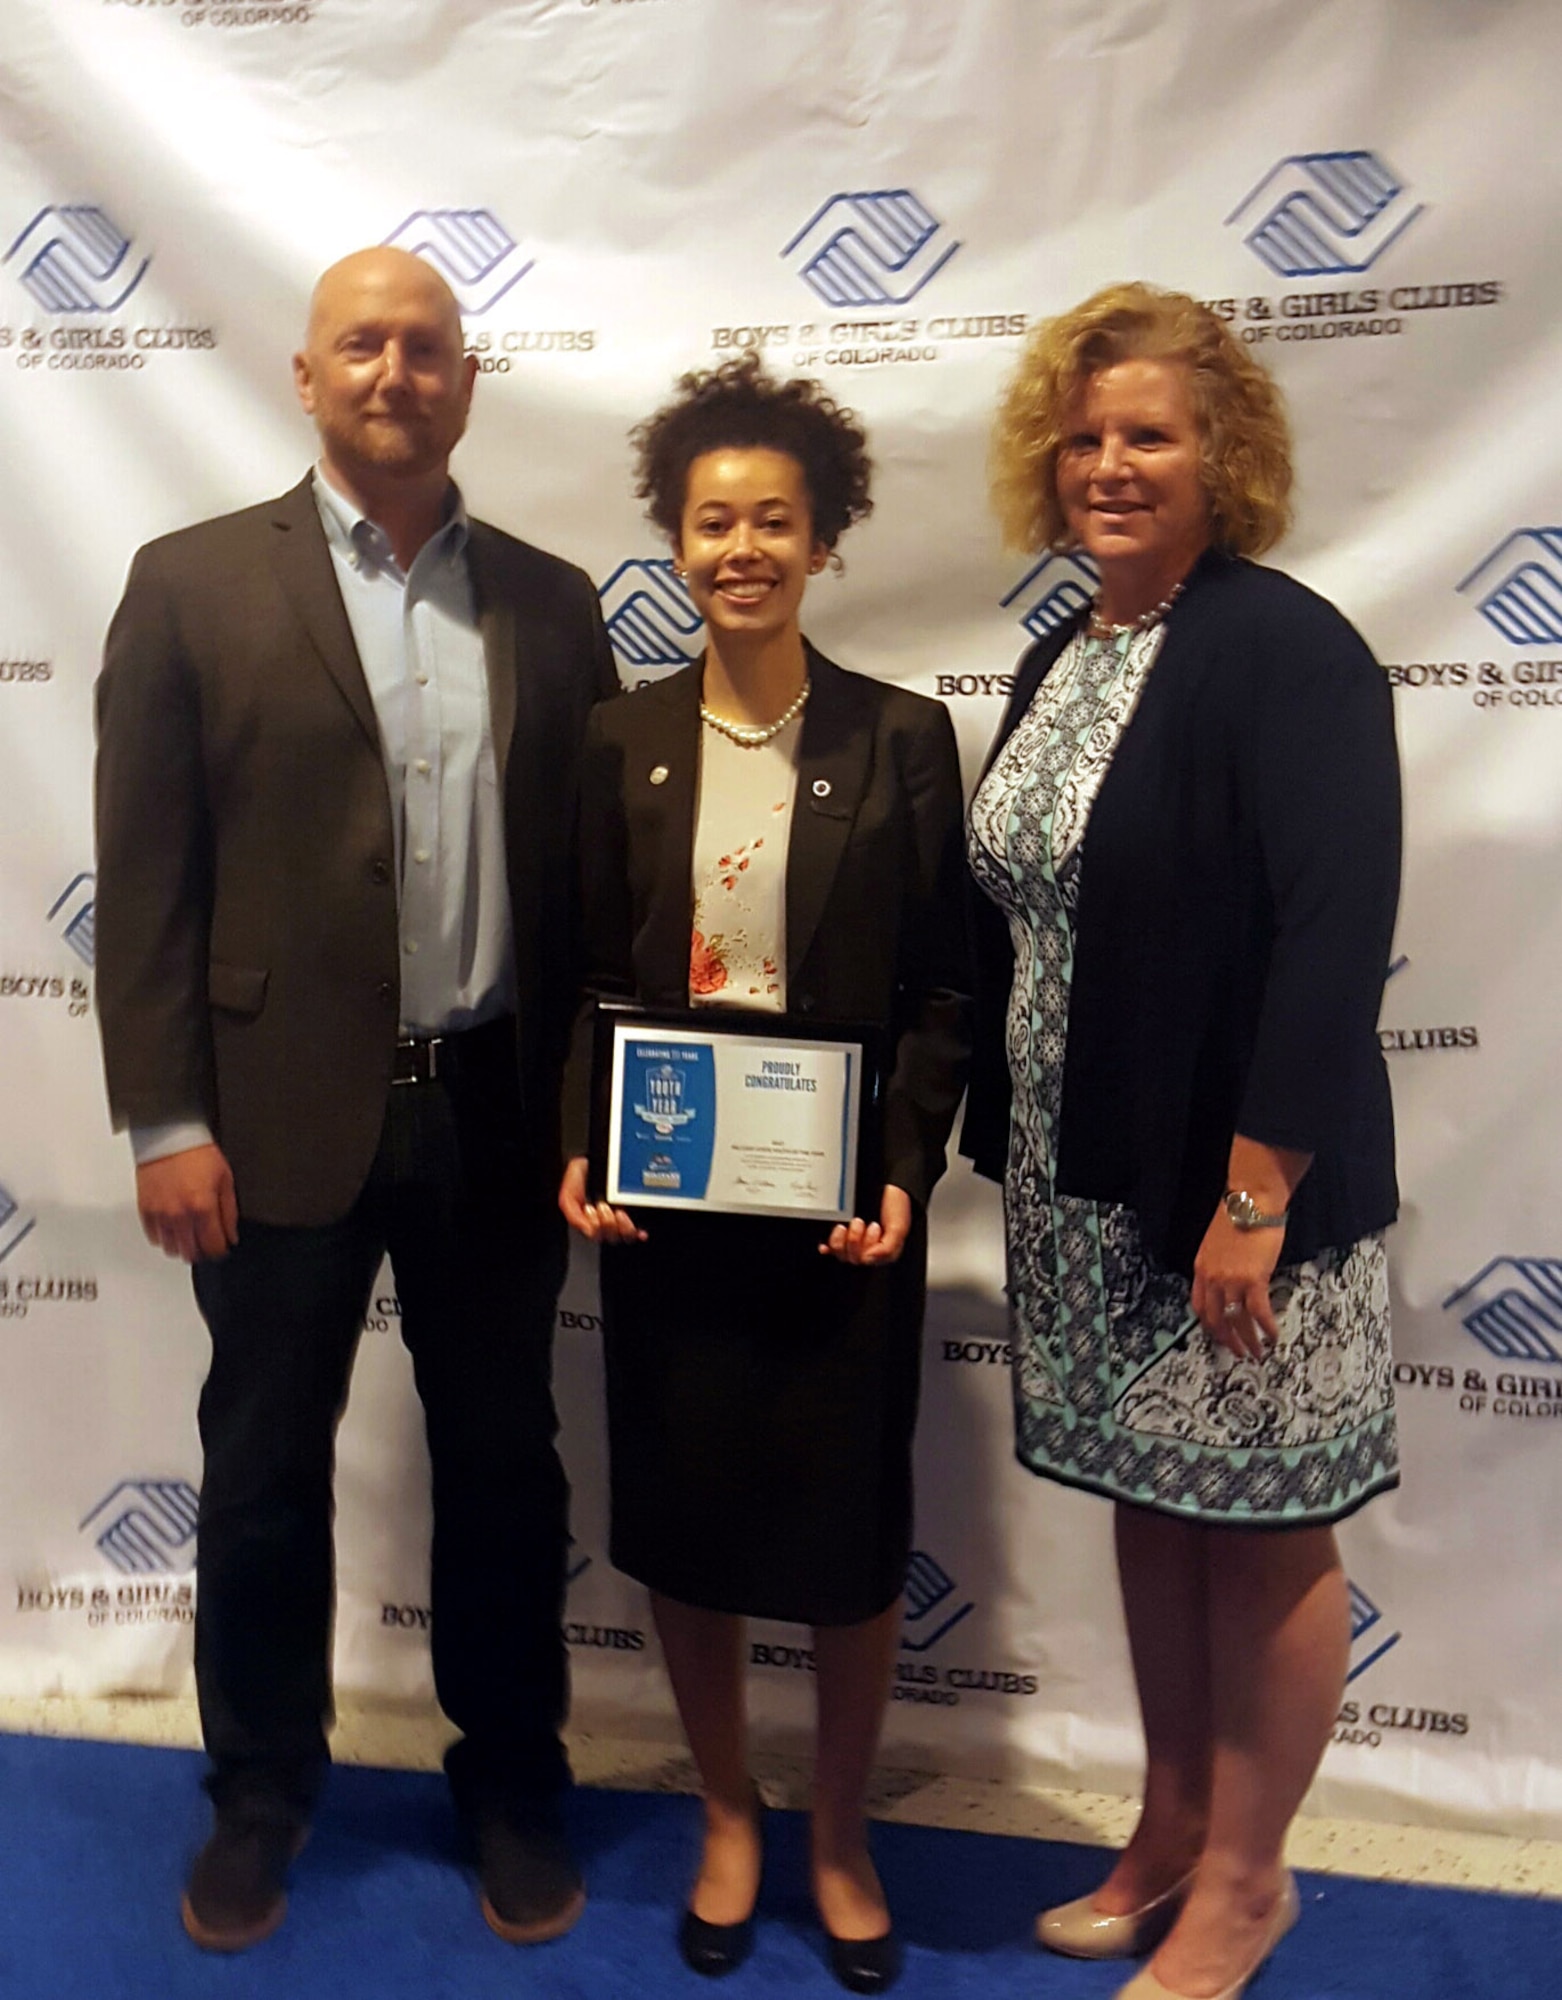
<box><xmin>131</xmin><ymin>466</ymin><xmax>515</xmax><ymax>1166</ymax></box>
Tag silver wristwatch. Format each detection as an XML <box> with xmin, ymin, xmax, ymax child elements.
<box><xmin>1223</xmin><ymin>1187</ymin><xmax>1288</xmax><ymax>1231</ymax></box>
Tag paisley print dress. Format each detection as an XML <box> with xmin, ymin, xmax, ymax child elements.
<box><xmin>968</xmin><ymin>622</ymin><xmax>1398</xmax><ymax>1525</ymax></box>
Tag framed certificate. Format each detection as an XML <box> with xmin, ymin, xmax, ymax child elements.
<box><xmin>589</xmin><ymin>1002</ymin><xmax>882</xmax><ymax>1222</ymax></box>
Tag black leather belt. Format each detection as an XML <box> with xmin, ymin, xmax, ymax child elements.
<box><xmin>391</xmin><ymin>1014</ymin><xmax>515</xmax><ymax>1087</ymax></box>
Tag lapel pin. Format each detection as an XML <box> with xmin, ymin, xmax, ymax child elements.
<box><xmin>649</xmin><ymin>765</ymin><xmax>669</xmax><ymax>786</ymax></box>
<box><xmin>812</xmin><ymin>778</ymin><xmax>831</xmax><ymax>798</ymax></box>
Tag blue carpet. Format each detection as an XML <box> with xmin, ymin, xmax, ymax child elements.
<box><xmin>1</xmin><ymin>1732</ymin><xmax>1557</xmax><ymax>1998</ymax></box>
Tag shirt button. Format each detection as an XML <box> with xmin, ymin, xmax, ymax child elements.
<box><xmin>404</xmin><ymin>940</ymin><xmax>419</xmax><ymax>956</ymax></box>
<box><xmin>413</xmin><ymin>849</ymin><xmax>430</xmax><ymax>865</ymax></box>
<box><xmin>416</xmin><ymin>674</ymin><xmax>430</xmax><ymax>687</ymax></box>
<box><xmin>415</xmin><ymin>758</ymin><xmax>431</xmax><ymax>776</ymax></box>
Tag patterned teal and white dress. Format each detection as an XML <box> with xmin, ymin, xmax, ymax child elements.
<box><xmin>968</xmin><ymin>620</ymin><xmax>1398</xmax><ymax>1526</ymax></box>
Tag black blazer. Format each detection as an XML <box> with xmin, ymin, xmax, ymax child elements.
<box><xmin>962</xmin><ymin>550</ymin><xmax>1401</xmax><ymax>1276</ymax></box>
<box><xmin>95</xmin><ymin>475</ymin><xmax>618</xmax><ymax>1224</ymax></box>
<box><xmin>565</xmin><ymin>644</ymin><xmax>971</xmax><ymax>1207</ymax></box>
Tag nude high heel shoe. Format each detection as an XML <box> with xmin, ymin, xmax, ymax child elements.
<box><xmin>1112</xmin><ymin>1872</ymin><xmax>1300</xmax><ymax>2000</ymax></box>
<box><xmin>1036</xmin><ymin>1868</ymin><xmax>1195</xmax><ymax>1959</ymax></box>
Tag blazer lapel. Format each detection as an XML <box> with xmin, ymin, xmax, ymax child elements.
<box><xmin>634</xmin><ymin>668</ymin><xmax>702</xmax><ymax>1005</ymax></box>
<box><xmin>786</xmin><ymin>646</ymin><xmax>872</xmax><ymax>984</ymax></box>
<box><xmin>467</xmin><ymin>523</ymin><xmax>519</xmax><ymax>793</ymax></box>
<box><xmin>267</xmin><ymin>476</ymin><xmax>380</xmax><ymax>752</ymax></box>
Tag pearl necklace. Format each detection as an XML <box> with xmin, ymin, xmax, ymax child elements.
<box><xmin>699</xmin><ymin>678</ymin><xmax>810</xmax><ymax>747</ymax></box>
<box><xmin>1085</xmin><ymin>579</ymin><xmax>1185</xmax><ymax>640</ymax></box>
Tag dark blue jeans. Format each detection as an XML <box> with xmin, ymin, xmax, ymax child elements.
<box><xmin>191</xmin><ymin>1026</ymin><xmax>570</xmax><ymax>1824</ymax></box>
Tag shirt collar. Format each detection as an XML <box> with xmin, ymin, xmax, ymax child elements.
<box><xmin>311</xmin><ymin>464</ymin><xmax>470</xmax><ymax>574</ymax></box>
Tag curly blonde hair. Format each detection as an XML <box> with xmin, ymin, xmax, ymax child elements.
<box><xmin>991</xmin><ymin>282</ymin><xmax>1293</xmax><ymax>557</ymax></box>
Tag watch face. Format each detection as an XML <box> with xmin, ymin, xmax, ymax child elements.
<box><xmin>1225</xmin><ymin>1189</ymin><xmax>1281</xmax><ymax>1230</ymax></box>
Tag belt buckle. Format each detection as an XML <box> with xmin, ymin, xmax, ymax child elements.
<box><xmin>393</xmin><ymin>1035</ymin><xmax>442</xmax><ymax>1086</ymax></box>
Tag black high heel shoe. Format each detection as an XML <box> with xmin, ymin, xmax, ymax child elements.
<box><xmin>825</xmin><ymin>1926</ymin><xmax>902</xmax><ymax>1995</ymax></box>
<box><xmin>678</xmin><ymin>1905</ymin><xmax>754</xmax><ymax>1979</ymax></box>
<box><xmin>678</xmin><ymin>1792</ymin><xmax>764</xmax><ymax>1978</ymax></box>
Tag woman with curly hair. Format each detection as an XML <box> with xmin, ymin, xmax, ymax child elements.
<box><xmin>964</xmin><ymin>284</ymin><xmax>1401</xmax><ymax>2000</ymax></box>
<box><xmin>559</xmin><ymin>353</ymin><xmax>969</xmax><ymax>1992</ymax></box>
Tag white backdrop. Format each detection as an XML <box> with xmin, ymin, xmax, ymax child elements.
<box><xmin>3</xmin><ymin>0</ymin><xmax>1561</xmax><ymax>1839</ymax></box>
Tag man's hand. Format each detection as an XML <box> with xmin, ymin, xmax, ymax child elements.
<box><xmin>135</xmin><ymin>1144</ymin><xmax>238</xmax><ymax>1263</ymax></box>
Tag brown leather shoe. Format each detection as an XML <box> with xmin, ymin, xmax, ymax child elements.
<box><xmin>180</xmin><ymin>1814</ymin><xmax>306</xmax><ymax>1951</ymax></box>
<box><xmin>475</xmin><ymin>1810</ymin><xmax>586</xmax><ymax>1944</ymax></box>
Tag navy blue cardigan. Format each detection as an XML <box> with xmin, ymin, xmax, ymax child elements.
<box><xmin>961</xmin><ymin>549</ymin><xmax>1401</xmax><ymax>1278</ymax></box>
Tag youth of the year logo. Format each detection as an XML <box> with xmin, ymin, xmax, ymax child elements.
<box><xmin>782</xmin><ymin>191</ymin><xmax>960</xmax><ymax>308</ymax></box>
<box><xmin>1225</xmin><ymin>152</ymin><xmax>1424</xmax><ymax>279</ymax></box>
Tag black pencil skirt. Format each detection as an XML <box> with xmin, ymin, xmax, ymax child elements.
<box><xmin>598</xmin><ymin>1206</ymin><xmax>927</xmax><ymax>1627</ymax></box>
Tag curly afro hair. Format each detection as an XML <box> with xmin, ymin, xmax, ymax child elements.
<box><xmin>631</xmin><ymin>351</ymin><xmax>874</xmax><ymax>551</ymax></box>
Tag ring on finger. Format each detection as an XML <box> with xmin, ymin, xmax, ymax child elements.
<box><xmin>1222</xmin><ymin>1300</ymin><xmax>1243</xmax><ymax>1320</ymax></box>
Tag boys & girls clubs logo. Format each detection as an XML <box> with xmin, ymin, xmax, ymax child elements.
<box><xmin>753</xmin><ymin>1548</ymin><xmax>1037</xmax><ymax>1708</ymax></box>
<box><xmin>1376</xmin><ymin>532</ymin><xmax>1562</xmax><ymax>719</ymax></box>
<box><xmin>1</xmin><ymin>205</ymin><xmax>216</xmax><ymax>368</ymax></box>
<box><xmin>1212</xmin><ymin>148</ymin><xmax>1501</xmax><ymax>351</ymax></box>
<box><xmin>14</xmin><ymin>1479</ymin><xmax>197</xmax><ymax>1629</ymax></box>
<box><xmin>936</xmin><ymin>553</ymin><xmax>1105</xmax><ymax>703</ymax></box>
<box><xmin>0</xmin><ymin>1175</ymin><xmax>97</xmax><ymax>1317</ymax></box>
<box><xmin>381</xmin><ymin>1538</ymin><xmax>649</xmax><ymax>1657</ymax></box>
<box><xmin>599</xmin><ymin>559</ymin><xmax>701</xmax><ymax>682</ymax></box>
<box><xmin>710</xmin><ymin>189</ymin><xmax>1027</xmax><ymax>373</ymax></box>
<box><xmin>1</xmin><ymin>875</ymin><xmax>96</xmax><ymax>1015</ymax></box>
<box><xmin>1393</xmin><ymin>1257</ymin><xmax>1562</xmax><ymax>1425</ymax></box>
<box><xmin>386</xmin><ymin>207</ymin><xmax>596</xmax><ymax>367</ymax></box>
<box><xmin>101</xmin><ymin>0</ymin><xmax>317</xmax><ymax>29</ymax></box>
<box><xmin>1332</xmin><ymin>1582</ymin><xmax>1466</xmax><ymax>1752</ymax></box>
<box><xmin>1376</xmin><ymin>955</ymin><xmax>1477</xmax><ymax>1058</ymax></box>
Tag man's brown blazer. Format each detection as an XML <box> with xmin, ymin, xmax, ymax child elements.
<box><xmin>95</xmin><ymin>474</ymin><xmax>618</xmax><ymax>1226</ymax></box>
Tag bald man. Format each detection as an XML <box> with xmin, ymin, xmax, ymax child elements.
<box><xmin>96</xmin><ymin>249</ymin><xmax>618</xmax><ymax>1950</ymax></box>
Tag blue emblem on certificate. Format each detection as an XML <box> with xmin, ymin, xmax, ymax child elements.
<box><xmin>598</xmin><ymin>1011</ymin><xmax>867</xmax><ymax>1222</ymax></box>
<box><xmin>619</xmin><ymin>1042</ymin><xmax>718</xmax><ymax>1198</ymax></box>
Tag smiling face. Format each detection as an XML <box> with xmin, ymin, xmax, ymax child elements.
<box><xmin>1055</xmin><ymin>356</ymin><xmax>1212</xmax><ymax>613</ymax></box>
<box><xmin>674</xmin><ymin>447</ymin><xmax>828</xmax><ymax>643</ymax></box>
<box><xmin>293</xmin><ymin>248</ymin><xmax>476</xmax><ymax>495</ymax></box>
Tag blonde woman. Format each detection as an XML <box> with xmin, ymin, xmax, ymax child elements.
<box><xmin>964</xmin><ymin>284</ymin><xmax>1401</xmax><ymax>2000</ymax></box>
